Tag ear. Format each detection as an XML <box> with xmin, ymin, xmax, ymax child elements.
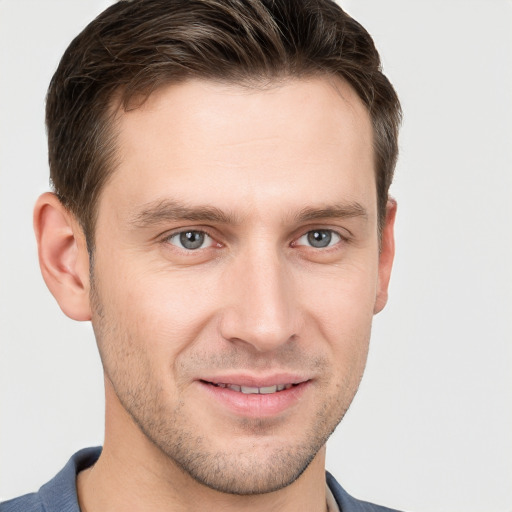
<box><xmin>34</xmin><ymin>192</ymin><xmax>92</xmax><ymax>321</ymax></box>
<box><xmin>374</xmin><ymin>198</ymin><xmax>397</xmax><ymax>314</ymax></box>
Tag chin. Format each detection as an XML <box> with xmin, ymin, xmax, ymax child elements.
<box><xmin>171</xmin><ymin>441</ymin><xmax>320</xmax><ymax>495</ymax></box>
<box><xmin>141</xmin><ymin>402</ymin><xmax>344</xmax><ymax>496</ymax></box>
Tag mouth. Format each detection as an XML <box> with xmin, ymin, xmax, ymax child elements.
<box><xmin>197</xmin><ymin>377</ymin><xmax>311</xmax><ymax>418</ymax></box>
<box><xmin>200</xmin><ymin>381</ymin><xmax>298</xmax><ymax>395</ymax></box>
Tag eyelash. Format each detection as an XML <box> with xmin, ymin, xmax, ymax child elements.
<box><xmin>164</xmin><ymin>230</ymin><xmax>218</xmax><ymax>251</ymax></box>
<box><xmin>163</xmin><ymin>228</ymin><xmax>346</xmax><ymax>252</ymax></box>
<box><xmin>293</xmin><ymin>229</ymin><xmax>343</xmax><ymax>249</ymax></box>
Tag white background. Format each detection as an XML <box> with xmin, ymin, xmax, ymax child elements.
<box><xmin>1</xmin><ymin>1</ymin><xmax>511</xmax><ymax>511</ymax></box>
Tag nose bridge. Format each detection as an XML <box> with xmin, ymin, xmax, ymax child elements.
<box><xmin>220</xmin><ymin>240</ymin><xmax>299</xmax><ymax>352</ymax></box>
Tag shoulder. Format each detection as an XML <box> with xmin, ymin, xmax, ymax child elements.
<box><xmin>0</xmin><ymin>493</ymin><xmax>43</xmax><ymax>512</ymax></box>
<box><xmin>327</xmin><ymin>472</ymin><xmax>405</xmax><ymax>512</ymax></box>
<box><xmin>0</xmin><ymin>447</ymin><xmax>101</xmax><ymax>512</ymax></box>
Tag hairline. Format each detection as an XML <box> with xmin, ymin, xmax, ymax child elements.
<box><xmin>82</xmin><ymin>71</ymin><xmax>385</xmax><ymax>254</ymax></box>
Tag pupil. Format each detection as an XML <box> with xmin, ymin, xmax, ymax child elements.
<box><xmin>307</xmin><ymin>230</ymin><xmax>331</xmax><ymax>248</ymax></box>
<box><xmin>180</xmin><ymin>231</ymin><xmax>204</xmax><ymax>250</ymax></box>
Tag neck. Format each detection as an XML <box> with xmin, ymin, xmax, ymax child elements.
<box><xmin>77</xmin><ymin>385</ymin><xmax>329</xmax><ymax>512</ymax></box>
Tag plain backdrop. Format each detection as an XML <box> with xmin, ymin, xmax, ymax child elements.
<box><xmin>1</xmin><ymin>1</ymin><xmax>511</xmax><ymax>511</ymax></box>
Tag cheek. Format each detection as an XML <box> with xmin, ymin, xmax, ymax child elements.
<box><xmin>96</xmin><ymin>261</ymin><xmax>222</xmax><ymax>362</ymax></box>
<box><xmin>299</xmin><ymin>261</ymin><xmax>377</xmax><ymax>369</ymax></box>
<box><xmin>301</xmin><ymin>257</ymin><xmax>379</xmax><ymax>324</ymax></box>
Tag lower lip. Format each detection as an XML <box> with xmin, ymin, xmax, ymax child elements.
<box><xmin>197</xmin><ymin>381</ymin><xmax>311</xmax><ymax>418</ymax></box>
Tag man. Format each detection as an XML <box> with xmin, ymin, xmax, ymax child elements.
<box><xmin>1</xmin><ymin>0</ymin><xmax>402</xmax><ymax>511</ymax></box>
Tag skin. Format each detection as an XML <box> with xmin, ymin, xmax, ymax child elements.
<box><xmin>34</xmin><ymin>76</ymin><xmax>396</xmax><ymax>512</ymax></box>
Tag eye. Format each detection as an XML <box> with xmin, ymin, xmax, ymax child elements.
<box><xmin>167</xmin><ymin>230</ymin><xmax>213</xmax><ymax>250</ymax></box>
<box><xmin>295</xmin><ymin>229</ymin><xmax>342</xmax><ymax>248</ymax></box>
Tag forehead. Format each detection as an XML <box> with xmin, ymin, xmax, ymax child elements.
<box><xmin>101</xmin><ymin>76</ymin><xmax>375</xmax><ymax>224</ymax></box>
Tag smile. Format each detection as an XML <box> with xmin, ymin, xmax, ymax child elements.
<box><xmin>208</xmin><ymin>382</ymin><xmax>296</xmax><ymax>394</ymax></box>
<box><xmin>198</xmin><ymin>378</ymin><xmax>311</xmax><ymax>417</ymax></box>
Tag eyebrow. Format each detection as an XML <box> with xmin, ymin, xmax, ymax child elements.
<box><xmin>129</xmin><ymin>199</ymin><xmax>239</xmax><ymax>228</ymax></box>
<box><xmin>294</xmin><ymin>202</ymin><xmax>368</xmax><ymax>223</ymax></box>
<box><xmin>129</xmin><ymin>198</ymin><xmax>368</xmax><ymax>229</ymax></box>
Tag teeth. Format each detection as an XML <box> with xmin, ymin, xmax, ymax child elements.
<box><xmin>240</xmin><ymin>386</ymin><xmax>260</xmax><ymax>394</ymax></box>
<box><xmin>214</xmin><ymin>382</ymin><xmax>295</xmax><ymax>394</ymax></box>
<box><xmin>259</xmin><ymin>385</ymin><xmax>277</xmax><ymax>394</ymax></box>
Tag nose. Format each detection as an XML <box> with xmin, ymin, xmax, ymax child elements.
<box><xmin>219</xmin><ymin>243</ymin><xmax>301</xmax><ymax>352</ymax></box>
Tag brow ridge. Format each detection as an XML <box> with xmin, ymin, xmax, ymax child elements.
<box><xmin>130</xmin><ymin>199</ymin><xmax>238</xmax><ymax>227</ymax></box>
<box><xmin>294</xmin><ymin>202</ymin><xmax>368</xmax><ymax>223</ymax></box>
<box><xmin>129</xmin><ymin>198</ymin><xmax>368</xmax><ymax>229</ymax></box>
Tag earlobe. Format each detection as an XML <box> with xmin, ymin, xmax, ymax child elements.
<box><xmin>374</xmin><ymin>198</ymin><xmax>397</xmax><ymax>314</ymax></box>
<box><xmin>34</xmin><ymin>192</ymin><xmax>92</xmax><ymax>321</ymax></box>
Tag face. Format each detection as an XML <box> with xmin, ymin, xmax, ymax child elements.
<box><xmin>89</xmin><ymin>77</ymin><xmax>393</xmax><ymax>494</ymax></box>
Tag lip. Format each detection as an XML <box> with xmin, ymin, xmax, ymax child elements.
<box><xmin>196</xmin><ymin>373</ymin><xmax>312</xmax><ymax>418</ymax></box>
<box><xmin>200</xmin><ymin>372</ymin><xmax>308</xmax><ymax>388</ymax></box>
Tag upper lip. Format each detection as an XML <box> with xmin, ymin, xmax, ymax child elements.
<box><xmin>198</xmin><ymin>373</ymin><xmax>310</xmax><ymax>388</ymax></box>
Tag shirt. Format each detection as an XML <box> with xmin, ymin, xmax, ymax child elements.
<box><xmin>0</xmin><ymin>447</ymin><xmax>402</xmax><ymax>512</ymax></box>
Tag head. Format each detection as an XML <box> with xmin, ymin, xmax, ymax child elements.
<box><xmin>45</xmin><ymin>0</ymin><xmax>401</xmax><ymax>251</ymax></box>
<box><xmin>36</xmin><ymin>0</ymin><xmax>401</xmax><ymax>498</ymax></box>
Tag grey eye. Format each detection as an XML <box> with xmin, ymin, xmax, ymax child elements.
<box><xmin>168</xmin><ymin>230</ymin><xmax>211</xmax><ymax>250</ymax></box>
<box><xmin>307</xmin><ymin>230</ymin><xmax>331</xmax><ymax>248</ymax></box>
<box><xmin>296</xmin><ymin>230</ymin><xmax>341</xmax><ymax>248</ymax></box>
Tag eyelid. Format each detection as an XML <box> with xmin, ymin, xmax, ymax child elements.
<box><xmin>158</xmin><ymin>225</ymin><xmax>349</xmax><ymax>251</ymax></box>
<box><xmin>292</xmin><ymin>226</ymin><xmax>350</xmax><ymax>245</ymax></box>
<box><xmin>294</xmin><ymin>229</ymin><xmax>343</xmax><ymax>248</ymax></box>
<box><xmin>161</xmin><ymin>228</ymin><xmax>220</xmax><ymax>250</ymax></box>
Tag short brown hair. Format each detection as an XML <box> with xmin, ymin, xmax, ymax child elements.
<box><xmin>46</xmin><ymin>0</ymin><xmax>401</xmax><ymax>249</ymax></box>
